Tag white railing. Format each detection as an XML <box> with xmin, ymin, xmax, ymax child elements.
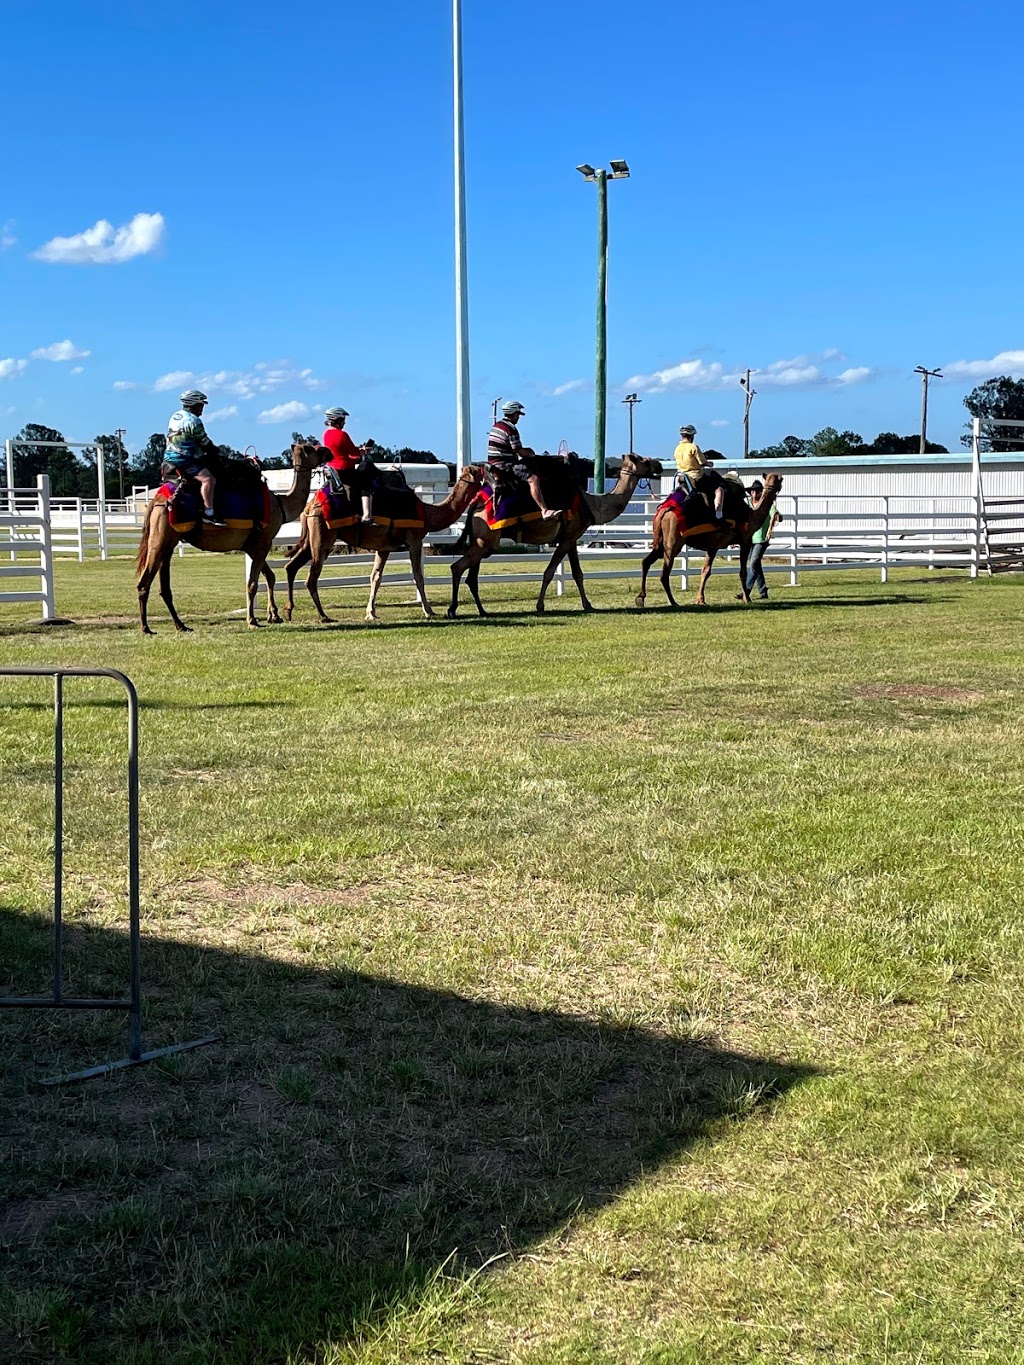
<box><xmin>1</xmin><ymin>476</ymin><xmax>59</xmax><ymax>620</ymax></box>
<box><xmin>254</xmin><ymin>488</ymin><xmax>1021</xmax><ymax>607</ymax></box>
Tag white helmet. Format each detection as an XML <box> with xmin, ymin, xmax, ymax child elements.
<box><xmin>180</xmin><ymin>389</ymin><xmax>208</xmax><ymax>406</ymax></box>
<box><xmin>324</xmin><ymin>406</ymin><xmax>349</xmax><ymax>423</ymax></box>
<box><xmin>502</xmin><ymin>400</ymin><xmax>525</xmax><ymax>417</ymax></box>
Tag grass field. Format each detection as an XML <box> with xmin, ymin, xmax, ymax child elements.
<box><xmin>2</xmin><ymin>554</ymin><xmax>1023</xmax><ymax>1364</ymax></box>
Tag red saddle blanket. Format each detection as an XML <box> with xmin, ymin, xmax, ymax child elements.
<box><xmin>475</xmin><ymin>482</ymin><xmax>580</xmax><ymax>531</ymax></box>
<box><xmin>314</xmin><ymin>486</ymin><xmax>426</xmax><ymax>532</ymax></box>
<box><xmin>159</xmin><ymin>481</ymin><xmax>272</xmax><ymax>533</ymax></box>
<box><xmin>655</xmin><ymin>487</ymin><xmax>747</xmax><ymax>537</ymax></box>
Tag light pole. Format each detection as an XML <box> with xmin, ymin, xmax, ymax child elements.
<box><xmin>914</xmin><ymin>366</ymin><xmax>942</xmax><ymax>453</ymax></box>
<box><xmin>577</xmin><ymin>160</ymin><xmax>630</xmax><ymax>491</ymax></box>
<box><xmin>739</xmin><ymin>370</ymin><xmax>757</xmax><ymax>460</ymax></box>
<box><xmin>621</xmin><ymin>392</ymin><xmax>641</xmax><ymax>454</ymax></box>
<box><xmin>491</xmin><ymin>396</ymin><xmax>502</xmax><ymax>423</ymax></box>
<box><xmin>115</xmin><ymin>427</ymin><xmax>127</xmax><ymax>501</ymax></box>
<box><xmin>453</xmin><ymin>0</ymin><xmax>472</xmax><ymax>472</ymax></box>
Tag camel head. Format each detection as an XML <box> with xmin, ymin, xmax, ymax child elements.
<box><xmin>458</xmin><ymin>463</ymin><xmax>488</xmax><ymax>490</ymax></box>
<box><xmin>291</xmin><ymin>441</ymin><xmax>327</xmax><ymax>469</ymax></box>
<box><xmin>620</xmin><ymin>453</ymin><xmax>663</xmax><ymax>482</ymax></box>
<box><xmin>763</xmin><ymin>473</ymin><xmax>783</xmax><ymax>494</ymax></box>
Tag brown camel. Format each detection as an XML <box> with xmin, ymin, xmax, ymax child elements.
<box><xmin>282</xmin><ymin>464</ymin><xmax>488</xmax><ymax>623</ymax></box>
<box><xmin>635</xmin><ymin>472</ymin><xmax>784</xmax><ymax>610</ymax></box>
<box><xmin>448</xmin><ymin>453</ymin><xmax>664</xmax><ymax>617</ymax></box>
<box><xmin>135</xmin><ymin>442</ymin><xmax>324</xmax><ymax>634</ymax></box>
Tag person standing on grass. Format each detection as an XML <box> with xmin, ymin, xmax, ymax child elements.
<box><xmin>740</xmin><ymin>478</ymin><xmax>782</xmax><ymax>601</ymax></box>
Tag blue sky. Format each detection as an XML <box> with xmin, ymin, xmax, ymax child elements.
<box><xmin>2</xmin><ymin>0</ymin><xmax>1021</xmax><ymax>460</ymax></box>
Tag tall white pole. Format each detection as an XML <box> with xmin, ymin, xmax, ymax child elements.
<box><xmin>453</xmin><ymin>0</ymin><xmax>472</xmax><ymax>472</ymax></box>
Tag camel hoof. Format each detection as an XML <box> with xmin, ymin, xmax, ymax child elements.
<box><xmin>318</xmin><ymin>616</ymin><xmax>335</xmax><ymax>625</ymax></box>
<box><xmin>581</xmin><ymin>603</ymin><xmax>594</xmax><ymax>614</ymax></box>
<box><xmin>446</xmin><ymin>607</ymin><xmax>458</xmax><ymax>619</ymax></box>
<box><xmin>175</xmin><ymin>624</ymin><xmax>192</xmax><ymax>633</ymax></box>
<box><xmin>634</xmin><ymin>595</ymin><xmax>645</xmax><ymax>609</ymax></box>
<box><xmin>536</xmin><ymin>604</ymin><xmax>546</xmax><ymax>615</ymax></box>
<box><xmin>282</xmin><ymin>609</ymin><xmax>293</xmax><ymax>622</ymax></box>
<box><xmin>141</xmin><ymin>627</ymin><xmax>155</xmax><ymax>636</ymax></box>
<box><xmin>248</xmin><ymin>620</ymin><xmax>262</xmax><ymax>630</ymax></box>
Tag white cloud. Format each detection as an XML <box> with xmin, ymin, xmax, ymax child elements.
<box><xmin>709</xmin><ymin>418</ymin><xmax>730</xmax><ymax>427</ymax></box>
<box><xmin>1</xmin><ymin>221</ymin><xmax>15</xmax><ymax>250</ymax></box>
<box><xmin>30</xmin><ymin>339</ymin><xmax>91</xmax><ymax>362</ymax></box>
<box><xmin>941</xmin><ymin>349</ymin><xmax>1024</xmax><ymax>380</ymax></box>
<box><xmin>551</xmin><ymin>378</ymin><xmax>588</xmax><ymax>397</ymax></box>
<box><xmin>113</xmin><ymin>380</ymin><xmax>139</xmax><ymax>391</ymax></box>
<box><xmin>205</xmin><ymin>405</ymin><xmax>239</xmax><ymax>421</ymax></box>
<box><xmin>0</xmin><ymin>358</ymin><xmax>29</xmax><ymax>380</ymax></box>
<box><xmin>625</xmin><ymin>350</ymin><xmax>873</xmax><ymax>394</ymax></box>
<box><xmin>151</xmin><ymin>362</ymin><xmax>325</xmax><ymax>399</ymax></box>
<box><xmin>257</xmin><ymin>400</ymin><xmax>312</xmax><ymax>424</ymax></box>
<box><xmin>71</xmin><ymin>366</ymin><xmax>84</xmax><ymax>375</ymax></box>
<box><xmin>33</xmin><ymin>212</ymin><xmax>165</xmax><ymax>265</ymax></box>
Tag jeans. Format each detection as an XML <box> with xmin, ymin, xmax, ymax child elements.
<box><xmin>746</xmin><ymin>540</ymin><xmax>769</xmax><ymax>597</ymax></box>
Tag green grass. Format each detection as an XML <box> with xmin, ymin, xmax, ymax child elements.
<box><xmin>2</xmin><ymin>554</ymin><xmax>1024</xmax><ymax>1363</ymax></box>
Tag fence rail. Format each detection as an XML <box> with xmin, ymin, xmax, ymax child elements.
<box><xmin>1</xmin><ymin>476</ymin><xmax>59</xmax><ymax>619</ymax></box>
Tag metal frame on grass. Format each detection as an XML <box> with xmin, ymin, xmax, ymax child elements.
<box><xmin>0</xmin><ymin>666</ymin><xmax>218</xmax><ymax>1085</ymax></box>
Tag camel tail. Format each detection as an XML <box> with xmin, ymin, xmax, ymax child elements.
<box><xmin>453</xmin><ymin>512</ymin><xmax>475</xmax><ymax>554</ymax></box>
<box><xmin>135</xmin><ymin>504</ymin><xmax>152</xmax><ymax>577</ymax></box>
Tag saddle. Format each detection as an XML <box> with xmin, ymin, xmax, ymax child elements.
<box><xmin>158</xmin><ymin>471</ymin><xmax>272</xmax><ymax>534</ymax></box>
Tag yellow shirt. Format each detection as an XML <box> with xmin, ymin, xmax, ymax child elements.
<box><xmin>673</xmin><ymin>440</ymin><xmax>706</xmax><ymax>475</ymax></box>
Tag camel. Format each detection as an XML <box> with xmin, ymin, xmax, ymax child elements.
<box><xmin>282</xmin><ymin>463</ymin><xmax>488</xmax><ymax>623</ymax></box>
<box><xmin>448</xmin><ymin>453</ymin><xmax>664</xmax><ymax>617</ymax></box>
<box><xmin>635</xmin><ymin>472</ymin><xmax>784</xmax><ymax>610</ymax></box>
<box><xmin>135</xmin><ymin>442</ymin><xmax>324</xmax><ymax>634</ymax></box>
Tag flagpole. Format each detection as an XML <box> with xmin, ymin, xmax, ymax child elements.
<box><xmin>453</xmin><ymin>0</ymin><xmax>472</xmax><ymax>472</ymax></box>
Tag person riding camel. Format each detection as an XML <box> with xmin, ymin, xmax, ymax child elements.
<box><xmin>164</xmin><ymin>389</ymin><xmax>225</xmax><ymax>526</ymax></box>
<box><xmin>673</xmin><ymin>423</ymin><xmax>725</xmax><ymax>520</ymax></box>
<box><xmin>487</xmin><ymin>400</ymin><xmax>558</xmax><ymax>519</ymax></box>
<box><xmin>322</xmin><ymin>406</ymin><xmax>376</xmax><ymax>525</ymax></box>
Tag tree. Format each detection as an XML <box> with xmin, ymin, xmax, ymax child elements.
<box><xmin>128</xmin><ymin>433</ymin><xmax>168</xmax><ymax>489</ymax></box>
<box><xmin>747</xmin><ymin>434</ymin><xmax>811</xmax><ymax>460</ymax></box>
<box><xmin>865</xmin><ymin>432</ymin><xmax>947</xmax><ymax>455</ymax></box>
<box><xmin>10</xmin><ymin>424</ymin><xmax>94</xmax><ymax>496</ymax></box>
<box><xmin>808</xmin><ymin>427</ymin><xmax>865</xmax><ymax>457</ymax></box>
<box><xmin>961</xmin><ymin>376</ymin><xmax>1024</xmax><ymax>451</ymax></box>
<box><xmin>95</xmin><ymin>433</ymin><xmax>130</xmax><ymax>500</ymax></box>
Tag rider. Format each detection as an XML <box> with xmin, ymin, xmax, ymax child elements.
<box><xmin>165</xmin><ymin>389</ymin><xmax>225</xmax><ymax>526</ymax></box>
<box><xmin>487</xmin><ymin>400</ymin><xmax>558</xmax><ymax>519</ymax></box>
<box><xmin>322</xmin><ymin>406</ymin><xmax>375</xmax><ymax>524</ymax></box>
<box><xmin>674</xmin><ymin>423</ymin><xmax>725</xmax><ymax>520</ymax></box>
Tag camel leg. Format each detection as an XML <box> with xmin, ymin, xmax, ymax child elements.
<box><xmin>565</xmin><ymin>541</ymin><xmax>593</xmax><ymax>612</ymax></box>
<box><xmin>660</xmin><ymin>551</ymin><xmax>680</xmax><ymax>609</ymax></box>
<box><xmin>536</xmin><ymin>542</ymin><xmax>572</xmax><ymax>614</ymax></box>
<box><xmin>263</xmin><ymin>564</ymin><xmax>282</xmax><ymax>624</ymax></box>
<box><xmin>695</xmin><ymin>550</ymin><xmax>717</xmax><ymax>606</ymax></box>
<box><xmin>245</xmin><ymin>555</ymin><xmax>264</xmax><ymax>628</ymax></box>
<box><xmin>158</xmin><ymin>557</ymin><xmax>191</xmax><ymax>632</ymax></box>
<box><xmin>305</xmin><ymin>548</ymin><xmax>334</xmax><ymax>624</ymax></box>
<box><xmin>283</xmin><ymin>544</ymin><xmax>312</xmax><ymax>622</ymax></box>
<box><xmin>448</xmin><ymin>546</ymin><xmax>488</xmax><ymax>618</ymax></box>
<box><xmin>137</xmin><ymin>556</ymin><xmax>159</xmax><ymax>635</ymax></box>
<box><xmin>466</xmin><ymin>560</ymin><xmax>487</xmax><ymax>616</ymax></box>
<box><xmin>407</xmin><ymin>541</ymin><xmax>434</xmax><ymax>618</ymax></box>
<box><xmin>636</xmin><ymin>546</ymin><xmax>661</xmax><ymax>608</ymax></box>
<box><xmin>737</xmin><ymin>542</ymin><xmax>752</xmax><ymax>605</ymax></box>
<box><xmin>366</xmin><ymin>550</ymin><xmax>390</xmax><ymax>622</ymax></box>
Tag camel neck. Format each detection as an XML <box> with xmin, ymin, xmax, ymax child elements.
<box><xmin>586</xmin><ymin>469</ymin><xmax>638</xmax><ymax>525</ymax></box>
<box><xmin>424</xmin><ymin>473</ymin><xmax>481</xmax><ymax>531</ymax></box>
<box><xmin>279</xmin><ymin>460</ymin><xmax>315</xmax><ymax>521</ymax></box>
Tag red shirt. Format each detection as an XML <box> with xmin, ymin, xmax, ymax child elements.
<box><xmin>323</xmin><ymin>427</ymin><xmax>361</xmax><ymax>472</ymax></box>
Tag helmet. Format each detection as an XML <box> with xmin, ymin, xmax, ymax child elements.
<box><xmin>502</xmin><ymin>400</ymin><xmax>525</xmax><ymax>417</ymax></box>
<box><xmin>180</xmin><ymin>389</ymin><xmax>208</xmax><ymax>406</ymax></box>
<box><xmin>324</xmin><ymin>406</ymin><xmax>349</xmax><ymax>423</ymax></box>
<box><xmin>679</xmin><ymin>424</ymin><xmax>696</xmax><ymax>437</ymax></box>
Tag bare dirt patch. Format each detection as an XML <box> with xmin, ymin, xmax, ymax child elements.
<box><xmin>173</xmin><ymin>877</ymin><xmax>372</xmax><ymax>911</ymax></box>
<box><xmin>852</xmin><ymin>683</ymin><xmax>983</xmax><ymax>702</ymax></box>
<box><xmin>1</xmin><ymin>1191</ymin><xmax>102</xmax><ymax>1242</ymax></box>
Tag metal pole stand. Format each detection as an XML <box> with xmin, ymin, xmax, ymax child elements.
<box><xmin>0</xmin><ymin>666</ymin><xmax>219</xmax><ymax>1085</ymax></box>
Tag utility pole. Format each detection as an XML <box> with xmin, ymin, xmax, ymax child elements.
<box><xmin>914</xmin><ymin>366</ymin><xmax>942</xmax><ymax>454</ymax></box>
<box><xmin>491</xmin><ymin>396</ymin><xmax>502</xmax><ymax>423</ymax></box>
<box><xmin>621</xmin><ymin>392</ymin><xmax>641</xmax><ymax>454</ymax></box>
<box><xmin>452</xmin><ymin>0</ymin><xmax>472</xmax><ymax>472</ymax></box>
<box><xmin>115</xmin><ymin>427</ymin><xmax>127</xmax><ymax>500</ymax></box>
<box><xmin>739</xmin><ymin>370</ymin><xmax>757</xmax><ymax>460</ymax></box>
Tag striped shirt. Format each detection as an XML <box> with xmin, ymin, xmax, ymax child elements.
<box><xmin>487</xmin><ymin>419</ymin><xmax>523</xmax><ymax>462</ymax></box>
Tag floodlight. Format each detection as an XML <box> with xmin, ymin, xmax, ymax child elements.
<box><xmin>609</xmin><ymin>159</ymin><xmax>630</xmax><ymax>177</ymax></box>
<box><xmin>576</xmin><ymin>163</ymin><xmax>596</xmax><ymax>179</ymax></box>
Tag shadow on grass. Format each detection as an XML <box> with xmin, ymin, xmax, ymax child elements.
<box><xmin>0</xmin><ymin>906</ymin><xmax>815</xmax><ymax>1364</ymax></box>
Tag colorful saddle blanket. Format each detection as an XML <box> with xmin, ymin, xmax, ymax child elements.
<box><xmin>159</xmin><ymin>481</ymin><xmax>272</xmax><ymax>533</ymax></box>
<box><xmin>655</xmin><ymin>487</ymin><xmax>746</xmax><ymax>536</ymax></box>
<box><xmin>475</xmin><ymin>482</ymin><xmax>580</xmax><ymax>531</ymax></box>
<box><xmin>314</xmin><ymin>485</ymin><xmax>425</xmax><ymax>533</ymax></box>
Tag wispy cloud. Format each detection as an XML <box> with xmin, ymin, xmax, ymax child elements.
<box><xmin>151</xmin><ymin>362</ymin><xmax>326</xmax><ymax>400</ymax></box>
<box><xmin>257</xmin><ymin>400</ymin><xmax>312</xmax><ymax>424</ymax></box>
<box><xmin>30</xmin><ymin>339</ymin><xmax>91</xmax><ymax>362</ymax></box>
<box><xmin>113</xmin><ymin>380</ymin><xmax>139</xmax><ymax>391</ymax></box>
<box><xmin>709</xmin><ymin>418</ymin><xmax>730</xmax><ymax>427</ymax></box>
<box><xmin>551</xmin><ymin>378</ymin><xmax>588</xmax><ymax>397</ymax></box>
<box><xmin>33</xmin><ymin>212</ymin><xmax>165</xmax><ymax>265</ymax></box>
<box><xmin>0</xmin><ymin>358</ymin><xmax>29</xmax><ymax>380</ymax></box>
<box><xmin>205</xmin><ymin>405</ymin><xmax>239</xmax><ymax>421</ymax></box>
<box><xmin>1</xmin><ymin>221</ymin><xmax>15</xmax><ymax>251</ymax></box>
<box><xmin>941</xmin><ymin>349</ymin><xmax>1024</xmax><ymax>380</ymax></box>
<box><xmin>71</xmin><ymin>366</ymin><xmax>85</xmax><ymax>375</ymax></box>
<box><xmin>625</xmin><ymin>349</ymin><xmax>873</xmax><ymax>394</ymax></box>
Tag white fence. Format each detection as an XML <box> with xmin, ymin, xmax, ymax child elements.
<box><xmin>1</xmin><ymin>476</ymin><xmax>59</xmax><ymax>620</ymax></box>
<box><xmin>255</xmin><ymin>486</ymin><xmax>1023</xmax><ymax>610</ymax></box>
